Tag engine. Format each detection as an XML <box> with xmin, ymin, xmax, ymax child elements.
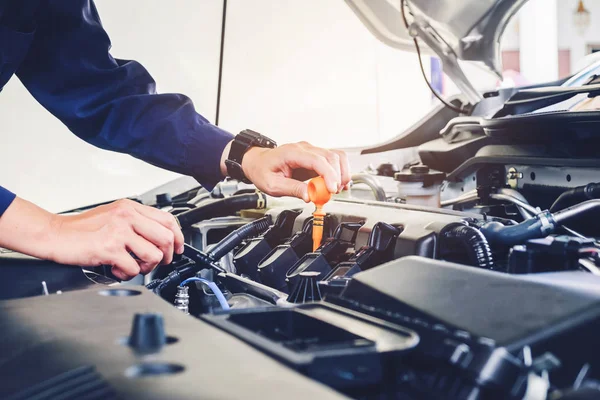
<box><xmin>130</xmin><ymin>170</ymin><xmax>600</xmax><ymax>400</ymax></box>
<box><xmin>2</xmin><ymin>166</ymin><xmax>600</xmax><ymax>400</ymax></box>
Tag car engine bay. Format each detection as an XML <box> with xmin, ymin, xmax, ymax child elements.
<box><xmin>3</xmin><ymin>132</ymin><xmax>600</xmax><ymax>399</ymax></box>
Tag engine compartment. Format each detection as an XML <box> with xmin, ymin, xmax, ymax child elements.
<box><xmin>144</xmin><ymin>166</ymin><xmax>600</xmax><ymax>400</ymax></box>
<box><xmin>4</xmin><ymin>162</ymin><xmax>600</xmax><ymax>400</ymax></box>
<box><xmin>4</xmin><ymin>156</ymin><xmax>600</xmax><ymax>400</ymax></box>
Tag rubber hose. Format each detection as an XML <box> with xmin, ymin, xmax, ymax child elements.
<box><xmin>440</xmin><ymin>223</ymin><xmax>494</xmax><ymax>269</ymax></box>
<box><xmin>208</xmin><ymin>216</ymin><xmax>272</xmax><ymax>261</ymax></box>
<box><xmin>151</xmin><ymin>265</ymin><xmax>196</xmax><ymax>299</ymax></box>
<box><xmin>550</xmin><ymin>182</ymin><xmax>600</xmax><ymax>212</ymax></box>
<box><xmin>176</xmin><ymin>193</ymin><xmax>265</xmax><ymax>229</ymax></box>
<box><xmin>146</xmin><ymin>279</ymin><xmax>161</xmax><ymax>290</ymax></box>
<box><xmin>480</xmin><ymin>211</ymin><xmax>557</xmax><ymax>247</ymax></box>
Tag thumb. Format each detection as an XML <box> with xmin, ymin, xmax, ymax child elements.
<box><xmin>269</xmin><ymin>175</ymin><xmax>310</xmax><ymax>202</ymax></box>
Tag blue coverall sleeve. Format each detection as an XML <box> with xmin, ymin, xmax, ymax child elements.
<box><xmin>0</xmin><ymin>186</ymin><xmax>16</xmax><ymax>216</ymax></box>
<box><xmin>15</xmin><ymin>0</ymin><xmax>233</xmax><ymax>194</ymax></box>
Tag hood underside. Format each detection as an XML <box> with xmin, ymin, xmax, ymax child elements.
<box><xmin>345</xmin><ymin>0</ymin><xmax>527</xmax><ymax>102</ymax></box>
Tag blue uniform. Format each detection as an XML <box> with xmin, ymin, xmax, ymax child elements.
<box><xmin>0</xmin><ymin>0</ymin><xmax>234</xmax><ymax>215</ymax></box>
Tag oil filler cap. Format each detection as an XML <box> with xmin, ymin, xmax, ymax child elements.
<box><xmin>128</xmin><ymin>313</ymin><xmax>167</xmax><ymax>354</ymax></box>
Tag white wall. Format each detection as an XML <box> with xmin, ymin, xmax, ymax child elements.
<box><xmin>519</xmin><ymin>0</ymin><xmax>559</xmax><ymax>84</ymax></box>
<box><xmin>218</xmin><ymin>0</ymin><xmax>435</xmax><ymax>149</ymax></box>
<box><xmin>0</xmin><ymin>0</ymin><xmax>223</xmax><ymax>213</ymax></box>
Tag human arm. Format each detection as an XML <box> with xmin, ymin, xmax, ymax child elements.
<box><xmin>16</xmin><ymin>0</ymin><xmax>232</xmax><ymax>190</ymax></box>
<box><xmin>0</xmin><ymin>194</ymin><xmax>184</xmax><ymax>281</ymax></box>
<box><xmin>17</xmin><ymin>0</ymin><xmax>350</xmax><ymax>198</ymax></box>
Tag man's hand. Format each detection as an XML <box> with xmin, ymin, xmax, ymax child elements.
<box><xmin>0</xmin><ymin>197</ymin><xmax>184</xmax><ymax>281</ymax></box>
<box><xmin>221</xmin><ymin>140</ymin><xmax>351</xmax><ymax>202</ymax></box>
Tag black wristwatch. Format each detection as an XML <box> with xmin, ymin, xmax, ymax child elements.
<box><xmin>225</xmin><ymin>129</ymin><xmax>277</xmax><ymax>183</ymax></box>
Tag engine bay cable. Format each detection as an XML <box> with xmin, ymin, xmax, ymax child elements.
<box><xmin>480</xmin><ymin>199</ymin><xmax>600</xmax><ymax>246</ymax></box>
<box><xmin>176</xmin><ymin>192</ymin><xmax>266</xmax><ymax>229</ymax></box>
<box><xmin>180</xmin><ymin>277</ymin><xmax>230</xmax><ymax>310</ymax></box>
<box><xmin>400</xmin><ymin>0</ymin><xmax>468</xmax><ymax>115</ymax></box>
<box><xmin>207</xmin><ymin>216</ymin><xmax>272</xmax><ymax>261</ymax></box>
<box><xmin>550</xmin><ymin>182</ymin><xmax>600</xmax><ymax>212</ymax></box>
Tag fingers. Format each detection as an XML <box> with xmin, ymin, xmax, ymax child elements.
<box><xmin>332</xmin><ymin>149</ymin><xmax>351</xmax><ymax>188</ymax></box>
<box><xmin>312</xmin><ymin>148</ymin><xmax>342</xmax><ymax>192</ymax></box>
<box><xmin>293</xmin><ymin>143</ymin><xmax>350</xmax><ymax>193</ymax></box>
<box><xmin>229</xmin><ymin>140</ymin><xmax>350</xmax><ymax>201</ymax></box>
<box><xmin>268</xmin><ymin>175</ymin><xmax>310</xmax><ymax>202</ymax></box>
<box><xmin>301</xmin><ymin>146</ymin><xmax>351</xmax><ymax>192</ymax></box>
<box><xmin>110</xmin><ymin>251</ymin><xmax>141</xmax><ymax>281</ymax></box>
<box><xmin>132</xmin><ymin>202</ymin><xmax>185</xmax><ymax>254</ymax></box>
<box><xmin>126</xmin><ymin>234</ymin><xmax>164</xmax><ymax>275</ymax></box>
<box><xmin>284</xmin><ymin>144</ymin><xmax>339</xmax><ymax>193</ymax></box>
<box><xmin>104</xmin><ymin>200</ymin><xmax>181</xmax><ymax>275</ymax></box>
<box><xmin>130</xmin><ymin>212</ymin><xmax>175</xmax><ymax>265</ymax></box>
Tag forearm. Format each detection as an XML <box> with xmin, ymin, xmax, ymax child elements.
<box><xmin>17</xmin><ymin>0</ymin><xmax>233</xmax><ymax>190</ymax></box>
<box><xmin>0</xmin><ymin>197</ymin><xmax>58</xmax><ymax>260</ymax></box>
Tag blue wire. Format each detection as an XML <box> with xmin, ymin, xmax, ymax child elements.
<box><xmin>179</xmin><ymin>277</ymin><xmax>230</xmax><ymax>310</ymax></box>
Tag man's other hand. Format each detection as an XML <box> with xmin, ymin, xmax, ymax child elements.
<box><xmin>47</xmin><ymin>199</ymin><xmax>184</xmax><ymax>280</ymax></box>
<box><xmin>0</xmin><ymin>198</ymin><xmax>184</xmax><ymax>281</ymax></box>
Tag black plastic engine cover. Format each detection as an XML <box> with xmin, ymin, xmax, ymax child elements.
<box><xmin>340</xmin><ymin>256</ymin><xmax>600</xmax><ymax>387</ymax></box>
<box><xmin>0</xmin><ymin>252</ymin><xmax>116</xmax><ymax>300</ymax></box>
<box><xmin>0</xmin><ymin>286</ymin><xmax>346</xmax><ymax>400</ymax></box>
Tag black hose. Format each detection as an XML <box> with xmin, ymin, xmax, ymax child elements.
<box><xmin>480</xmin><ymin>211</ymin><xmax>557</xmax><ymax>247</ymax></box>
<box><xmin>481</xmin><ymin>200</ymin><xmax>600</xmax><ymax>247</ymax></box>
<box><xmin>207</xmin><ymin>216</ymin><xmax>272</xmax><ymax>261</ymax></box>
<box><xmin>148</xmin><ymin>244</ymin><xmax>225</xmax><ymax>298</ymax></box>
<box><xmin>146</xmin><ymin>279</ymin><xmax>161</xmax><ymax>290</ymax></box>
<box><xmin>550</xmin><ymin>182</ymin><xmax>600</xmax><ymax>212</ymax></box>
<box><xmin>176</xmin><ymin>192</ymin><xmax>266</xmax><ymax>229</ymax></box>
<box><xmin>151</xmin><ymin>265</ymin><xmax>197</xmax><ymax>299</ymax></box>
<box><xmin>440</xmin><ymin>223</ymin><xmax>494</xmax><ymax>269</ymax></box>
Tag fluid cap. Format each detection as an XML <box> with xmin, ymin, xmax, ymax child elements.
<box><xmin>307</xmin><ymin>176</ymin><xmax>331</xmax><ymax>206</ymax></box>
<box><xmin>128</xmin><ymin>313</ymin><xmax>167</xmax><ymax>353</ymax></box>
<box><xmin>394</xmin><ymin>165</ymin><xmax>446</xmax><ymax>187</ymax></box>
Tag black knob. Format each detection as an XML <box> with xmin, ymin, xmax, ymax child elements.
<box><xmin>128</xmin><ymin>313</ymin><xmax>166</xmax><ymax>353</ymax></box>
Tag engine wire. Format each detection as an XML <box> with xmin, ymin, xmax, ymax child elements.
<box><xmin>400</xmin><ymin>0</ymin><xmax>468</xmax><ymax>114</ymax></box>
<box><xmin>180</xmin><ymin>277</ymin><xmax>230</xmax><ymax>310</ymax></box>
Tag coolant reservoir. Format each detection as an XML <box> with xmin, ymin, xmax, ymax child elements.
<box><xmin>394</xmin><ymin>165</ymin><xmax>446</xmax><ymax>208</ymax></box>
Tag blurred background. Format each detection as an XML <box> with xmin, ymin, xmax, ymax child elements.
<box><xmin>0</xmin><ymin>0</ymin><xmax>597</xmax><ymax>212</ymax></box>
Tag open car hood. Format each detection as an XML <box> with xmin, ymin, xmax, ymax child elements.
<box><xmin>344</xmin><ymin>0</ymin><xmax>528</xmax><ymax>103</ymax></box>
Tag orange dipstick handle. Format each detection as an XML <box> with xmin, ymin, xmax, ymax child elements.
<box><xmin>307</xmin><ymin>177</ymin><xmax>332</xmax><ymax>251</ymax></box>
